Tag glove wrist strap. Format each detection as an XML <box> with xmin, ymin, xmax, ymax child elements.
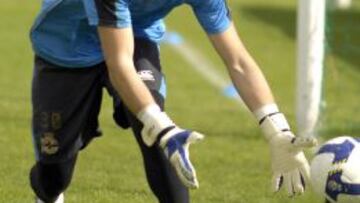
<box><xmin>254</xmin><ymin>104</ymin><xmax>291</xmax><ymax>141</ymax></box>
<box><xmin>253</xmin><ymin>103</ymin><xmax>279</xmax><ymax>122</ymax></box>
<box><xmin>137</xmin><ymin>104</ymin><xmax>174</xmax><ymax>146</ymax></box>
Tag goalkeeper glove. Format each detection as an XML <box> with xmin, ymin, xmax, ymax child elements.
<box><xmin>137</xmin><ymin>104</ymin><xmax>204</xmax><ymax>189</ymax></box>
<box><xmin>255</xmin><ymin>104</ymin><xmax>317</xmax><ymax>196</ymax></box>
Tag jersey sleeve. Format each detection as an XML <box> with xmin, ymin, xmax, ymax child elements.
<box><xmin>189</xmin><ymin>0</ymin><xmax>232</xmax><ymax>34</ymax></box>
<box><xmin>83</xmin><ymin>0</ymin><xmax>131</xmax><ymax>28</ymax></box>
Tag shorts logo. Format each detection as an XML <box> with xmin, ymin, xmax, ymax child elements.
<box><xmin>41</xmin><ymin>132</ymin><xmax>59</xmax><ymax>155</ymax></box>
<box><xmin>138</xmin><ymin>70</ymin><xmax>155</xmax><ymax>81</ymax></box>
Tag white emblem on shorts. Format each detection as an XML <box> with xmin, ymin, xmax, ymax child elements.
<box><xmin>138</xmin><ymin>70</ymin><xmax>155</xmax><ymax>81</ymax></box>
<box><xmin>41</xmin><ymin>132</ymin><xmax>59</xmax><ymax>155</ymax></box>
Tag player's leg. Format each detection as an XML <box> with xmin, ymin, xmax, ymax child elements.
<box><xmin>107</xmin><ymin>38</ymin><xmax>189</xmax><ymax>203</ymax></box>
<box><xmin>30</xmin><ymin>155</ymin><xmax>77</xmax><ymax>203</ymax></box>
<box><xmin>30</xmin><ymin>56</ymin><xmax>104</xmax><ymax>202</ymax></box>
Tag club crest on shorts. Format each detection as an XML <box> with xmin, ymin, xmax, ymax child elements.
<box><xmin>41</xmin><ymin>132</ymin><xmax>59</xmax><ymax>155</ymax></box>
<box><xmin>137</xmin><ymin>70</ymin><xmax>155</xmax><ymax>81</ymax></box>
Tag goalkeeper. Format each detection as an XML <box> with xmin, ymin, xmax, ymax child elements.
<box><xmin>29</xmin><ymin>0</ymin><xmax>317</xmax><ymax>202</ymax></box>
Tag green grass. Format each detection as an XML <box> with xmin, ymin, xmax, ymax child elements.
<box><xmin>0</xmin><ymin>0</ymin><xmax>359</xmax><ymax>202</ymax></box>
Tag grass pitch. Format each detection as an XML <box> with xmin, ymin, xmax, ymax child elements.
<box><xmin>0</xmin><ymin>0</ymin><xmax>359</xmax><ymax>202</ymax></box>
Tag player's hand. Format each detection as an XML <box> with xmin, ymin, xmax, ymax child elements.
<box><xmin>268</xmin><ymin>131</ymin><xmax>317</xmax><ymax>196</ymax></box>
<box><xmin>137</xmin><ymin>105</ymin><xmax>204</xmax><ymax>188</ymax></box>
<box><xmin>159</xmin><ymin>127</ymin><xmax>204</xmax><ymax>189</ymax></box>
<box><xmin>260</xmin><ymin>113</ymin><xmax>317</xmax><ymax>197</ymax></box>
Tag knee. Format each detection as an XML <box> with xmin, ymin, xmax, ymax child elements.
<box><xmin>30</xmin><ymin>157</ymin><xmax>76</xmax><ymax>202</ymax></box>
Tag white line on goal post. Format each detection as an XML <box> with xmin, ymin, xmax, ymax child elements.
<box><xmin>162</xmin><ymin>32</ymin><xmax>245</xmax><ymax>107</ymax></box>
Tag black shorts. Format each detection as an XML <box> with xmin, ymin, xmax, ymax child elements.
<box><xmin>31</xmin><ymin>38</ymin><xmax>166</xmax><ymax>163</ymax></box>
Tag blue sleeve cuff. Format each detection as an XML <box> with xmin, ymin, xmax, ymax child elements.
<box><xmin>83</xmin><ymin>0</ymin><xmax>131</xmax><ymax>28</ymax></box>
<box><xmin>204</xmin><ymin>18</ymin><xmax>231</xmax><ymax>35</ymax></box>
<box><xmin>190</xmin><ymin>0</ymin><xmax>232</xmax><ymax>35</ymax></box>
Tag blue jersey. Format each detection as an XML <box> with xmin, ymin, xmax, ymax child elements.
<box><xmin>31</xmin><ymin>0</ymin><xmax>231</xmax><ymax>68</ymax></box>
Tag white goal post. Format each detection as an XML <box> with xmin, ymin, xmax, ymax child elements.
<box><xmin>296</xmin><ymin>0</ymin><xmax>326</xmax><ymax>137</ymax></box>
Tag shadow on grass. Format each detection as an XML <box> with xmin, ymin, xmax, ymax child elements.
<box><xmin>240</xmin><ymin>5</ymin><xmax>360</xmax><ymax>70</ymax></box>
<box><xmin>319</xmin><ymin>125</ymin><xmax>360</xmax><ymax>139</ymax></box>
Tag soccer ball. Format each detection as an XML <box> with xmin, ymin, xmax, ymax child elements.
<box><xmin>310</xmin><ymin>136</ymin><xmax>360</xmax><ymax>203</ymax></box>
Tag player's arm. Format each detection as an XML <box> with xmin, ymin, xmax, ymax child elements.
<box><xmin>98</xmin><ymin>26</ymin><xmax>204</xmax><ymax>188</ymax></box>
<box><xmin>98</xmin><ymin>26</ymin><xmax>155</xmax><ymax>114</ymax></box>
<box><xmin>208</xmin><ymin>23</ymin><xmax>273</xmax><ymax>112</ymax></box>
<box><xmin>208</xmin><ymin>23</ymin><xmax>318</xmax><ymax>196</ymax></box>
<box><xmin>93</xmin><ymin>0</ymin><xmax>203</xmax><ymax>189</ymax></box>
<box><xmin>190</xmin><ymin>0</ymin><xmax>317</xmax><ymax>194</ymax></box>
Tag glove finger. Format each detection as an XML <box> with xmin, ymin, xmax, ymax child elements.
<box><xmin>186</xmin><ymin>132</ymin><xmax>204</xmax><ymax>145</ymax></box>
<box><xmin>291</xmin><ymin>170</ymin><xmax>305</xmax><ymax>195</ymax></box>
<box><xmin>292</xmin><ymin>137</ymin><xmax>318</xmax><ymax>149</ymax></box>
<box><xmin>284</xmin><ymin>172</ymin><xmax>295</xmax><ymax>197</ymax></box>
<box><xmin>170</xmin><ymin>146</ymin><xmax>199</xmax><ymax>189</ymax></box>
<box><xmin>299</xmin><ymin>162</ymin><xmax>311</xmax><ymax>187</ymax></box>
<box><xmin>272</xmin><ymin>173</ymin><xmax>283</xmax><ymax>193</ymax></box>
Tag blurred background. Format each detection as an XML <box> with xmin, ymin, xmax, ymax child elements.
<box><xmin>0</xmin><ymin>0</ymin><xmax>359</xmax><ymax>202</ymax></box>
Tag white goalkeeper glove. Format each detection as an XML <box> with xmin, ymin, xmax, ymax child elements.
<box><xmin>255</xmin><ymin>104</ymin><xmax>317</xmax><ymax>196</ymax></box>
<box><xmin>137</xmin><ymin>104</ymin><xmax>204</xmax><ymax>189</ymax></box>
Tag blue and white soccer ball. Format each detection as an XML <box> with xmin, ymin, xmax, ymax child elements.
<box><xmin>310</xmin><ymin>136</ymin><xmax>360</xmax><ymax>203</ymax></box>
